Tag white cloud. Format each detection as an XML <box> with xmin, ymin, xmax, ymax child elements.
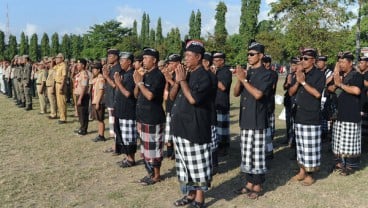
<box><xmin>116</xmin><ymin>5</ymin><xmax>143</xmax><ymax>29</ymax></box>
<box><xmin>24</xmin><ymin>23</ymin><xmax>38</xmax><ymax>36</ymax></box>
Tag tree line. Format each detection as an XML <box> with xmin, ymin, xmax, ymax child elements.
<box><xmin>0</xmin><ymin>0</ymin><xmax>367</xmax><ymax>65</ymax></box>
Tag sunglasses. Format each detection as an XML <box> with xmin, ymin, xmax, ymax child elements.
<box><xmin>247</xmin><ymin>52</ymin><xmax>260</xmax><ymax>57</ymax></box>
<box><xmin>302</xmin><ymin>57</ymin><xmax>314</xmax><ymax>61</ymax></box>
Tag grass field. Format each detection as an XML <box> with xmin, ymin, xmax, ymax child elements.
<box><xmin>0</xmin><ymin>76</ymin><xmax>368</xmax><ymax>208</ymax></box>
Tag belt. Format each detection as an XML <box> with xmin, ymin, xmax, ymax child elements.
<box><xmin>36</xmin><ymin>83</ymin><xmax>42</xmax><ymax>85</ymax></box>
<box><xmin>55</xmin><ymin>82</ymin><xmax>62</xmax><ymax>84</ymax></box>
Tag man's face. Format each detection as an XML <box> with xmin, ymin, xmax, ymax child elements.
<box><xmin>316</xmin><ymin>60</ymin><xmax>326</xmax><ymax>70</ymax></box>
<box><xmin>167</xmin><ymin>61</ymin><xmax>179</xmax><ymax>72</ymax></box>
<box><xmin>359</xmin><ymin>61</ymin><xmax>368</xmax><ymax>72</ymax></box>
<box><xmin>76</xmin><ymin>62</ymin><xmax>85</xmax><ymax>71</ymax></box>
<box><xmin>133</xmin><ymin>61</ymin><xmax>142</xmax><ymax>70</ymax></box>
<box><xmin>107</xmin><ymin>54</ymin><xmax>118</xmax><ymax>64</ymax></box>
<box><xmin>143</xmin><ymin>55</ymin><xmax>156</xmax><ymax>70</ymax></box>
<box><xmin>92</xmin><ymin>68</ymin><xmax>99</xmax><ymax>77</ymax></box>
<box><xmin>301</xmin><ymin>55</ymin><xmax>315</xmax><ymax>70</ymax></box>
<box><xmin>339</xmin><ymin>58</ymin><xmax>353</xmax><ymax>72</ymax></box>
<box><xmin>184</xmin><ymin>51</ymin><xmax>201</xmax><ymax>69</ymax></box>
<box><xmin>120</xmin><ymin>58</ymin><xmax>131</xmax><ymax>70</ymax></box>
<box><xmin>213</xmin><ymin>58</ymin><xmax>224</xmax><ymax>68</ymax></box>
<box><xmin>55</xmin><ymin>57</ymin><xmax>63</xmax><ymax>64</ymax></box>
<box><xmin>247</xmin><ymin>50</ymin><xmax>262</xmax><ymax>66</ymax></box>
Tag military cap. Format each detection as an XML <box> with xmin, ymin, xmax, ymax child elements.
<box><xmin>290</xmin><ymin>56</ymin><xmax>300</xmax><ymax>64</ymax></box>
<box><xmin>212</xmin><ymin>51</ymin><xmax>225</xmax><ymax>59</ymax></box>
<box><xmin>248</xmin><ymin>41</ymin><xmax>265</xmax><ymax>54</ymax></box>
<box><xmin>107</xmin><ymin>48</ymin><xmax>120</xmax><ymax>56</ymax></box>
<box><xmin>185</xmin><ymin>39</ymin><xmax>205</xmax><ymax>57</ymax></box>
<box><xmin>262</xmin><ymin>55</ymin><xmax>272</xmax><ymax>63</ymax></box>
<box><xmin>359</xmin><ymin>56</ymin><xmax>368</xmax><ymax>62</ymax></box>
<box><xmin>142</xmin><ymin>47</ymin><xmax>159</xmax><ymax>60</ymax></box>
<box><xmin>165</xmin><ymin>53</ymin><xmax>182</xmax><ymax>63</ymax></box>
<box><xmin>77</xmin><ymin>58</ymin><xmax>87</xmax><ymax>66</ymax></box>
<box><xmin>203</xmin><ymin>52</ymin><xmax>212</xmax><ymax>62</ymax></box>
<box><xmin>317</xmin><ymin>56</ymin><xmax>328</xmax><ymax>61</ymax></box>
<box><xmin>119</xmin><ymin>51</ymin><xmax>134</xmax><ymax>62</ymax></box>
<box><xmin>302</xmin><ymin>48</ymin><xmax>317</xmax><ymax>58</ymax></box>
<box><xmin>340</xmin><ymin>51</ymin><xmax>354</xmax><ymax>61</ymax></box>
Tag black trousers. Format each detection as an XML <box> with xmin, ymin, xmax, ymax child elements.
<box><xmin>77</xmin><ymin>94</ymin><xmax>90</xmax><ymax>133</ymax></box>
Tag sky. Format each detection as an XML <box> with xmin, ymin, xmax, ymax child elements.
<box><xmin>0</xmin><ymin>0</ymin><xmax>278</xmax><ymax>39</ymax></box>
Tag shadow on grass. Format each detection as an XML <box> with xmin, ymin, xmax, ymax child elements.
<box><xmin>205</xmin><ymin>127</ymin><xmax>347</xmax><ymax>206</ymax></box>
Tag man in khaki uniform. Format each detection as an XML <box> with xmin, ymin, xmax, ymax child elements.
<box><xmin>36</xmin><ymin>61</ymin><xmax>48</xmax><ymax>114</ymax></box>
<box><xmin>22</xmin><ymin>55</ymin><xmax>33</xmax><ymax>111</ymax></box>
<box><xmin>14</xmin><ymin>57</ymin><xmax>25</xmax><ymax>107</ymax></box>
<box><xmin>46</xmin><ymin>58</ymin><xmax>57</xmax><ymax>119</ymax></box>
<box><xmin>54</xmin><ymin>53</ymin><xmax>67</xmax><ymax>124</ymax></box>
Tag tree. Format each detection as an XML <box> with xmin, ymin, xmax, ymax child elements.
<box><xmin>0</xmin><ymin>31</ymin><xmax>6</xmax><ymax>60</ymax></box>
<box><xmin>214</xmin><ymin>2</ymin><xmax>228</xmax><ymax>50</ymax></box>
<box><xmin>156</xmin><ymin>18</ymin><xmax>163</xmax><ymax>45</ymax></box>
<box><xmin>51</xmin><ymin>33</ymin><xmax>60</xmax><ymax>56</ymax></box>
<box><xmin>239</xmin><ymin>0</ymin><xmax>261</xmax><ymax>44</ymax></box>
<box><xmin>188</xmin><ymin>10</ymin><xmax>201</xmax><ymax>39</ymax></box>
<box><xmin>270</xmin><ymin>0</ymin><xmax>355</xmax><ymax>60</ymax></box>
<box><xmin>132</xmin><ymin>20</ymin><xmax>138</xmax><ymax>38</ymax></box>
<box><xmin>83</xmin><ymin>20</ymin><xmax>131</xmax><ymax>59</ymax></box>
<box><xmin>29</xmin><ymin>33</ymin><xmax>39</xmax><ymax>62</ymax></box>
<box><xmin>70</xmin><ymin>34</ymin><xmax>82</xmax><ymax>59</ymax></box>
<box><xmin>165</xmin><ymin>27</ymin><xmax>182</xmax><ymax>57</ymax></box>
<box><xmin>140</xmin><ymin>13</ymin><xmax>150</xmax><ymax>47</ymax></box>
<box><xmin>6</xmin><ymin>35</ymin><xmax>17</xmax><ymax>60</ymax></box>
<box><xmin>61</xmin><ymin>34</ymin><xmax>71</xmax><ymax>59</ymax></box>
<box><xmin>188</xmin><ymin>11</ymin><xmax>196</xmax><ymax>39</ymax></box>
<box><xmin>19</xmin><ymin>32</ymin><xmax>29</xmax><ymax>55</ymax></box>
<box><xmin>40</xmin><ymin>33</ymin><xmax>50</xmax><ymax>58</ymax></box>
<box><xmin>149</xmin><ymin>29</ymin><xmax>156</xmax><ymax>47</ymax></box>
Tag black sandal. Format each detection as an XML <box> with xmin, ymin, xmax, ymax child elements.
<box><xmin>173</xmin><ymin>196</ymin><xmax>194</xmax><ymax>207</ymax></box>
<box><xmin>188</xmin><ymin>201</ymin><xmax>205</xmax><ymax>208</ymax></box>
<box><xmin>247</xmin><ymin>191</ymin><xmax>260</xmax><ymax>200</ymax></box>
<box><xmin>119</xmin><ymin>159</ymin><xmax>135</xmax><ymax>168</ymax></box>
<box><xmin>140</xmin><ymin>177</ymin><xmax>160</xmax><ymax>186</ymax></box>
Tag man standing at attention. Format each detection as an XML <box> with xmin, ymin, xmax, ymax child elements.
<box><xmin>233</xmin><ymin>42</ymin><xmax>273</xmax><ymax>199</ymax></box>
<box><xmin>288</xmin><ymin>48</ymin><xmax>325</xmax><ymax>186</ymax></box>
<box><xmin>54</xmin><ymin>53</ymin><xmax>68</xmax><ymax>124</ymax></box>
<box><xmin>133</xmin><ymin>47</ymin><xmax>166</xmax><ymax>185</ymax></box>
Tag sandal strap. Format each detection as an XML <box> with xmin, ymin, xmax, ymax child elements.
<box><xmin>173</xmin><ymin>196</ymin><xmax>194</xmax><ymax>207</ymax></box>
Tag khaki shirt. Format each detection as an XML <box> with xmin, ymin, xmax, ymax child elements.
<box><xmin>73</xmin><ymin>70</ymin><xmax>89</xmax><ymax>95</ymax></box>
<box><xmin>4</xmin><ymin>66</ymin><xmax>11</xmax><ymax>79</ymax></box>
<box><xmin>46</xmin><ymin>68</ymin><xmax>56</xmax><ymax>87</ymax></box>
<box><xmin>91</xmin><ymin>74</ymin><xmax>105</xmax><ymax>104</ymax></box>
<box><xmin>54</xmin><ymin>62</ymin><xmax>67</xmax><ymax>84</ymax></box>
<box><xmin>36</xmin><ymin>69</ymin><xmax>48</xmax><ymax>84</ymax></box>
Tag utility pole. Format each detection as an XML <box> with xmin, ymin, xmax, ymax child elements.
<box><xmin>356</xmin><ymin>0</ymin><xmax>362</xmax><ymax>61</ymax></box>
<box><xmin>5</xmin><ymin>3</ymin><xmax>10</xmax><ymax>44</ymax></box>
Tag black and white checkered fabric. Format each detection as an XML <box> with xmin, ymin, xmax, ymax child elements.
<box><xmin>116</xmin><ymin>118</ymin><xmax>138</xmax><ymax>145</ymax></box>
<box><xmin>216</xmin><ymin>111</ymin><xmax>230</xmax><ymax>143</ymax></box>
<box><xmin>294</xmin><ymin>123</ymin><xmax>321</xmax><ymax>171</ymax></box>
<box><xmin>361</xmin><ymin>113</ymin><xmax>368</xmax><ymax>138</ymax></box>
<box><xmin>268</xmin><ymin>113</ymin><xmax>275</xmax><ymax>138</ymax></box>
<box><xmin>209</xmin><ymin>125</ymin><xmax>219</xmax><ymax>152</ymax></box>
<box><xmin>173</xmin><ymin>136</ymin><xmax>212</xmax><ymax>185</ymax></box>
<box><xmin>240</xmin><ymin>129</ymin><xmax>267</xmax><ymax>174</ymax></box>
<box><xmin>164</xmin><ymin>113</ymin><xmax>172</xmax><ymax>143</ymax></box>
<box><xmin>137</xmin><ymin>122</ymin><xmax>164</xmax><ymax>162</ymax></box>
<box><xmin>332</xmin><ymin>121</ymin><xmax>361</xmax><ymax>157</ymax></box>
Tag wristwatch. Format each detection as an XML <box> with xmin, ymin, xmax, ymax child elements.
<box><xmin>301</xmin><ymin>81</ymin><xmax>306</xmax><ymax>86</ymax></box>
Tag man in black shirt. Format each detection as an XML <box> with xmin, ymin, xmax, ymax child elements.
<box><xmin>329</xmin><ymin>52</ymin><xmax>363</xmax><ymax>175</ymax></box>
<box><xmin>133</xmin><ymin>47</ymin><xmax>166</xmax><ymax>185</ymax></box>
<box><xmin>288</xmin><ymin>48</ymin><xmax>325</xmax><ymax>186</ymax></box>
<box><xmin>358</xmin><ymin>56</ymin><xmax>368</xmax><ymax>142</ymax></box>
<box><xmin>170</xmin><ymin>40</ymin><xmax>213</xmax><ymax>208</ymax></box>
<box><xmin>212</xmin><ymin>52</ymin><xmax>232</xmax><ymax>157</ymax></box>
<box><xmin>233</xmin><ymin>42</ymin><xmax>273</xmax><ymax>199</ymax></box>
<box><xmin>162</xmin><ymin>53</ymin><xmax>182</xmax><ymax>159</ymax></box>
<box><xmin>262</xmin><ymin>55</ymin><xmax>278</xmax><ymax>160</ymax></box>
<box><xmin>113</xmin><ymin>52</ymin><xmax>137</xmax><ymax>168</ymax></box>
<box><xmin>102</xmin><ymin>49</ymin><xmax>121</xmax><ymax>142</ymax></box>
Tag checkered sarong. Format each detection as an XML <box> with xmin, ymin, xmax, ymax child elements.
<box><xmin>240</xmin><ymin>129</ymin><xmax>267</xmax><ymax>174</ymax></box>
<box><xmin>137</xmin><ymin>122</ymin><xmax>164</xmax><ymax>163</ymax></box>
<box><xmin>216</xmin><ymin>111</ymin><xmax>230</xmax><ymax>144</ymax></box>
<box><xmin>115</xmin><ymin>119</ymin><xmax>137</xmax><ymax>145</ymax></box>
<box><xmin>209</xmin><ymin>125</ymin><xmax>219</xmax><ymax>152</ymax></box>
<box><xmin>332</xmin><ymin>121</ymin><xmax>361</xmax><ymax>157</ymax></box>
<box><xmin>294</xmin><ymin>123</ymin><xmax>321</xmax><ymax>172</ymax></box>
<box><xmin>361</xmin><ymin>113</ymin><xmax>368</xmax><ymax>139</ymax></box>
<box><xmin>173</xmin><ymin>136</ymin><xmax>212</xmax><ymax>186</ymax></box>
<box><xmin>164</xmin><ymin>113</ymin><xmax>172</xmax><ymax>143</ymax></box>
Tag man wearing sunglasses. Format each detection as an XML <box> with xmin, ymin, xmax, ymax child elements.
<box><xmin>288</xmin><ymin>48</ymin><xmax>325</xmax><ymax>186</ymax></box>
<box><xmin>233</xmin><ymin>42</ymin><xmax>273</xmax><ymax>199</ymax></box>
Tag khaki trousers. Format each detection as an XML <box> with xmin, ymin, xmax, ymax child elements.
<box><xmin>47</xmin><ymin>86</ymin><xmax>57</xmax><ymax>117</ymax></box>
<box><xmin>55</xmin><ymin>83</ymin><xmax>67</xmax><ymax>121</ymax></box>
<box><xmin>37</xmin><ymin>85</ymin><xmax>47</xmax><ymax>113</ymax></box>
